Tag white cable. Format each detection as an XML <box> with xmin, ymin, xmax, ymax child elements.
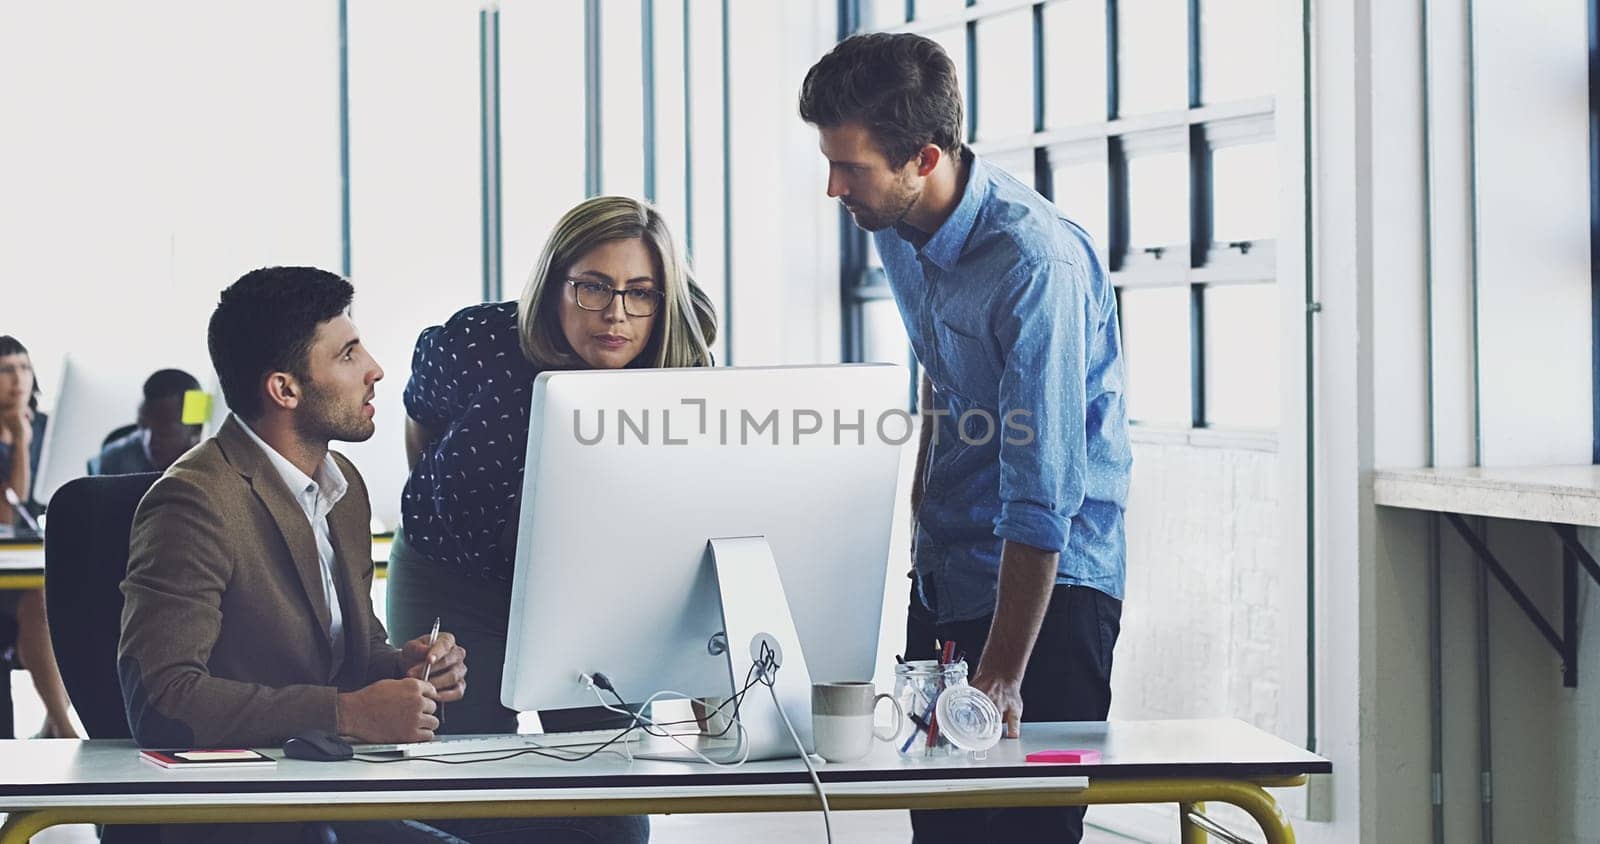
<box><xmin>767</xmin><ymin>682</ymin><xmax>832</xmax><ymax>844</ymax></box>
<box><xmin>590</xmin><ymin>685</ymin><xmax>752</xmax><ymax>769</ymax></box>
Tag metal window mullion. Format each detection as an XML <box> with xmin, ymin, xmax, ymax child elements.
<box><xmin>720</xmin><ymin>0</ymin><xmax>732</xmax><ymax>362</ymax></box>
<box><xmin>1106</xmin><ymin>0</ymin><xmax>1119</xmax><ymax>121</ymax></box>
<box><xmin>1032</xmin><ymin>2</ymin><xmax>1044</xmax><ymax>133</ymax></box>
<box><xmin>1034</xmin><ymin>147</ymin><xmax>1052</xmax><ymax>200</ymax></box>
<box><xmin>840</xmin><ymin>0</ymin><xmax>866</xmax><ymax>363</ymax></box>
<box><xmin>1190</xmin><ymin>282</ymin><xmax>1206</xmax><ymax>427</ymax></box>
<box><xmin>643</xmin><ymin>0</ymin><xmax>657</xmax><ymax>203</ymax></box>
<box><xmin>1030</xmin><ymin>2</ymin><xmax>1048</xmax><ymax>199</ymax></box>
<box><xmin>1466</xmin><ymin>0</ymin><xmax>1482</xmax><ymax>465</ymax></box>
<box><xmin>1107</xmin><ymin>136</ymin><xmax>1128</xmax><ymax>271</ymax></box>
<box><xmin>492</xmin><ymin>10</ymin><xmax>503</xmax><ymax>300</ymax></box>
<box><xmin>965</xmin><ymin>19</ymin><xmax>977</xmax><ymax>142</ymax></box>
<box><xmin>479</xmin><ymin>8</ymin><xmax>504</xmax><ymax>302</ymax></box>
<box><xmin>338</xmin><ymin>0</ymin><xmax>351</xmax><ymax>279</ymax></box>
<box><xmin>721</xmin><ymin>0</ymin><xmax>733</xmax><ymax>365</ymax></box>
<box><xmin>584</xmin><ymin>0</ymin><xmax>603</xmax><ymax>197</ymax></box>
<box><xmin>1590</xmin><ymin>0</ymin><xmax>1600</xmax><ymax>462</ymax></box>
<box><xmin>1190</xmin><ymin>124</ymin><xmax>1211</xmax><ymax>268</ymax></box>
<box><xmin>1187</xmin><ymin>0</ymin><xmax>1201</xmax><ymax>108</ymax></box>
<box><xmin>683</xmin><ymin>0</ymin><xmax>694</xmax><ymax>253</ymax></box>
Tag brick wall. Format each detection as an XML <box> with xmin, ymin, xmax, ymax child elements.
<box><xmin>1091</xmin><ymin>432</ymin><xmax>1289</xmax><ymax>842</ymax></box>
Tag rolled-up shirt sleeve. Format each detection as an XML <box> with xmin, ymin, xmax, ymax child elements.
<box><xmin>990</xmin><ymin>257</ymin><xmax>1094</xmax><ymax>553</ymax></box>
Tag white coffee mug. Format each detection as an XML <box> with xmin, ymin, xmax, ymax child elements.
<box><xmin>812</xmin><ymin>681</ymin><xmax>903</xmax><ymax>763</ymax></box>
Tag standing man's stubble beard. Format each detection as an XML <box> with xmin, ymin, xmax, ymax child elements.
<box><xmin>847</xmin><ymin>174</ymin><xmax>921</xmax><ymax>233</ymax></box>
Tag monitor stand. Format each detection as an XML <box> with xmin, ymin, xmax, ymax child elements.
<box><xmin>633</xmin><ymin>535</ymin><xmax>814</xmax><ymax>763</ymax></box>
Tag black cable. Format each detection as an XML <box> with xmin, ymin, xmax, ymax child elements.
<box><xmin>361</xmin><ymin>643</ymin><xmax>786</xmax><ymax>767</ymax></box>
<box><xmin>351</xmin><ymin>725</ymin><xmax>641</xmax><ymax>765</ymax></box>
<box><xmin>603</xmin><ymin>659</ymin><xmax>767</xmax><ymax>740</ymax></box>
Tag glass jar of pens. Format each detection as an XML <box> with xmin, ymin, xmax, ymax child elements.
<box><xmin>891</xmin><ymin>647</ymin><xmax>1002</xmax><ymax>760</ymax></box>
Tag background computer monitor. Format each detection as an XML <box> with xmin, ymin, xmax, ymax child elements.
<box><xmin>502</xmin><ymin>364</ymin><xmax>906</xmax><ymax>718</ymax></box>
<box><xmin>34</xmin><ymin>354</ymin><xmax>205</xmax><ymax>504</ymax></box>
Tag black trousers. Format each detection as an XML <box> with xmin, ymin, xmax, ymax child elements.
<box><xmin>908</xmin><ymin>579</ymin><xmax>1121</xmax><ymax>844</ymax></box>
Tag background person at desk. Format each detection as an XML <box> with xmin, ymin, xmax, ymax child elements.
<box><xmin>802</xmin><ymin>34</ymin><xmax>1132</xmax><ymax>844</ymax></box>
<box><xmin>88</xmin><ymin>367</ymin><xmax>204</xmax><ymax>475</ymax></box>
<box><xmin>0</xmin><ymin>336</ymin><xmax>46</xmax><ymax>525</ymax></box>
<box><xmin>118</xmin><ymin>268</ymin><xmax>486</xmax><ymax>844</ymax></box>
<box><xmin>388</xmin><ymin>195</ymin><xmax>717</xmax><ymax>737</ymax></box>
<box><xmin>0</xmin><ymin>335</ymin><xmax>77</xmax><ymax>741</ymax></box>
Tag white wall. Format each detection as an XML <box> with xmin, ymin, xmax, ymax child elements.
<box><xmin>2</xmin><ymin>0</ymin><xmax>342</xmax><ymax>451</ymax></box>
<box><xmin>1472</xmin><ymin>0</ymin><xmax>1593</xmax><ymax>468</ymax></box>
<box><xmin>340</xmin><ymin>0</ymin><xmax>484</xmax><ymax>530</ymax></box>
<box><xmin>5</xmin><ymin>1</ymin><xmax>840</xmax><ymax>528</ymax></box>
<box><xmin>1313</xmin><ymin>0</ymin><xmax>1598</xmax><ymax>840</ymax></box>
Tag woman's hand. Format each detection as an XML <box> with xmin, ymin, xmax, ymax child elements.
<box><xmin>1</xmin><ymin>405</ymin><xmax>32</xmax><ymax>444</ymax></box>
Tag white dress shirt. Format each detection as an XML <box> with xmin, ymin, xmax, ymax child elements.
<box><xmin>236</xmin><ymin>416</ymin><xmax>347</xmax><ymax>661</ymax></box>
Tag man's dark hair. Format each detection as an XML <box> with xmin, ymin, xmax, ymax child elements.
<box><xmin>0</xmin><ymin>336</ymin><xmax>41</xmax><ymax>412</ymax></box>
<box><xmin>207</xmin><ymin>267</ymin><xmax>353</xmax><ymax>420</ymax></box>
<box><xmin>142</xmin><ymin>368</ymin><xmax>201</xmax><ymax>403</ymax></box>
<box><xmin>799</xmin><ymin>32</ymin><xmax>964</xmax><ymax>167</ymax></box>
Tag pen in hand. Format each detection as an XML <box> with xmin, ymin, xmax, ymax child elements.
<box><xmin>421</xmin><ymin>616</ymin><xmax>441</xmax><ymax>683</ymax></box>
<box><xmin>3</xmin><ymin>488</ymin><xmax>41</xmax><ymax>534</ymax></box>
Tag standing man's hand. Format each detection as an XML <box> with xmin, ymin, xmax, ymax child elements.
<box><xmin>970</xmin><ymin>669</ymin><xmax>1025</xmax><ymax>738</ymax></box>
<box><xmin>974</xmin><ymin>540</ymin><xmax>1060</xmax><ymax>740</ymax></box>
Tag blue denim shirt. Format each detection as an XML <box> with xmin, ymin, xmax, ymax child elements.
<box><xmin>875</xmin><ymin>150</ymin><xmax>1131</xmax><ymax>623</ymax></box>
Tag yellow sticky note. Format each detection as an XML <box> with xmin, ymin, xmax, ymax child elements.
<box><xmin>181</xmin><ymin>390</ymin><xmax>213</xmax><ymax>426</ymax></box>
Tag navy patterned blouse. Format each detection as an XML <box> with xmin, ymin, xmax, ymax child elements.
<box><xmin>401</xmin><ymin>301</ymin><xmax>539</xmax><ymax>581</ymax></box>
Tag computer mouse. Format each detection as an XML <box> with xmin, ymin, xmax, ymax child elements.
<box><xmin>282</xmin><ymin>730</ymin><xmax>354</xmax><ymax>762</ymax></box>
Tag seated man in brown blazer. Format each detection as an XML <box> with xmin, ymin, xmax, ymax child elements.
<box><xmin>120</xmin><ymin>267</ymin><xmax>646</xmax><ymax>844</ymax></box>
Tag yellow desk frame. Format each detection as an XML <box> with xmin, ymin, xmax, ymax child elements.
<box><xmin>0</xmin><ymin>774</ymin><xmax>1306</xmax><ymax>844</ymax></box>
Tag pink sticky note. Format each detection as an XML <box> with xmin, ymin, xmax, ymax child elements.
<box><xmin>1025</xmin><ymin>749</ymin><xmax>1101</xmax><ymax>764</ymax></box>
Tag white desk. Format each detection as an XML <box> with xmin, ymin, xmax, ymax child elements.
<box><xmin>1375</xmin><ymin>465</ymin><xmax>1600</xmax><ymax>687</ymax></box>
<box><xmin>1374</xmin><ymin>466</ymin><xmax>1600</xmax><ymax>528</ymax></box>
<box><xmin>0</xmin><ymin>719</ymin><xmax>1327</xmax><ymax>843</ymax></box>
<box><xmin>0</xmin><ymin>543</ymin><xmax>43</xmax><ymax>591</ymax></box>
<box><xmin>0</xmin><ymin>536</ymin><xmax>394</xmax><ymax>590</ymax></box>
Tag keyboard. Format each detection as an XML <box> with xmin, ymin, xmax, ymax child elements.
<box><xmin>355</xmin><ymin>729</ymin><xmax>642</xmax><ymax>759</ymax></box>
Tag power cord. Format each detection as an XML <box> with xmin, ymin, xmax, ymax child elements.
<box><xmin>589</xmin><ymin>637</ymin><xmax>832</xmax><ymax>844</ymax></box>
<box><xmin>764</xmin><ymin>668</ymin><xmax>833</xmax><ymax>844</ymax></box>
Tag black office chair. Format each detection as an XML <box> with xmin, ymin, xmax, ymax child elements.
<box><xmin>0</xmin><ymin>613</ymin><xmax>17</xmax><ymax>738</ymax></box>
<box><xmin>44</xmin><ymin>472</ymin><xmax>161</xmax><ymax>844</ymax></box>
<box><xmin>100</xmin><ymin>424</ymin><xmax>138</xmax><ymax>449</ymax></box>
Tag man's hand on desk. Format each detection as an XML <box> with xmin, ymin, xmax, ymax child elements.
<box><xmin>337</xmin><ymin>679</ymin><xmax>440</xmax><ymax>743</ymax></box>
<box><xmin>971</xmin><ymin>670</ymin><xmax>1024</xmax><ymax>739</ymax></box>
<box><xmin>401</xmin><ymin>631</ymin><xmax>468</xmax><ymax>701</ymax></box>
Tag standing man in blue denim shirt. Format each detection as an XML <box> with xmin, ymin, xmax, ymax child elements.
<box><xmin>802</xmin><ymin>32</ymin><xmax>1132</xmax><ymax>843</ymax></box>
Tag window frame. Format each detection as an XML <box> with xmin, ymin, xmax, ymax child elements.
<box><xmin>838</xmin><ymin>0</ymin><xmax>1280</xmax><ymax>430</ymax></box>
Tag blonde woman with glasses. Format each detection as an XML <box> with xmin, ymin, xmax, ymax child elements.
<box><xmin>387</xmin><ymin>196</ymin><xmax>714</xmax><ymax>841</ymax></box>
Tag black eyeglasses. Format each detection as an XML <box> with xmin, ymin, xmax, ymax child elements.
<box><xmin>566</xmin><ymin>279</ymin><xmax>663</xmax><ymax>317</ymax></box>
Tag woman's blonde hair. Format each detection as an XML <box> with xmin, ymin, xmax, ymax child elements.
<box><xmin>517</xmin><ymin>195</ymin><xmax>718</xmax><ymax>369</ymax></box>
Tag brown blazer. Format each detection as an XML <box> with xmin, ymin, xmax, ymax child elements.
<box><xmin>119</xmin><ymin>415</ymin><xmax>405</xmax><ymax>749</ymax></box>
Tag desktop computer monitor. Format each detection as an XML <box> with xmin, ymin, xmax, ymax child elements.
<box><xmin>501</xmin><ymin>364</ymin><xmax>906</xmax><ymax>760</ymax></box>
<box><xmin>34</xmin><ymin>356</ymin><xmax>146</xmax><ymax>504</ymax></box>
